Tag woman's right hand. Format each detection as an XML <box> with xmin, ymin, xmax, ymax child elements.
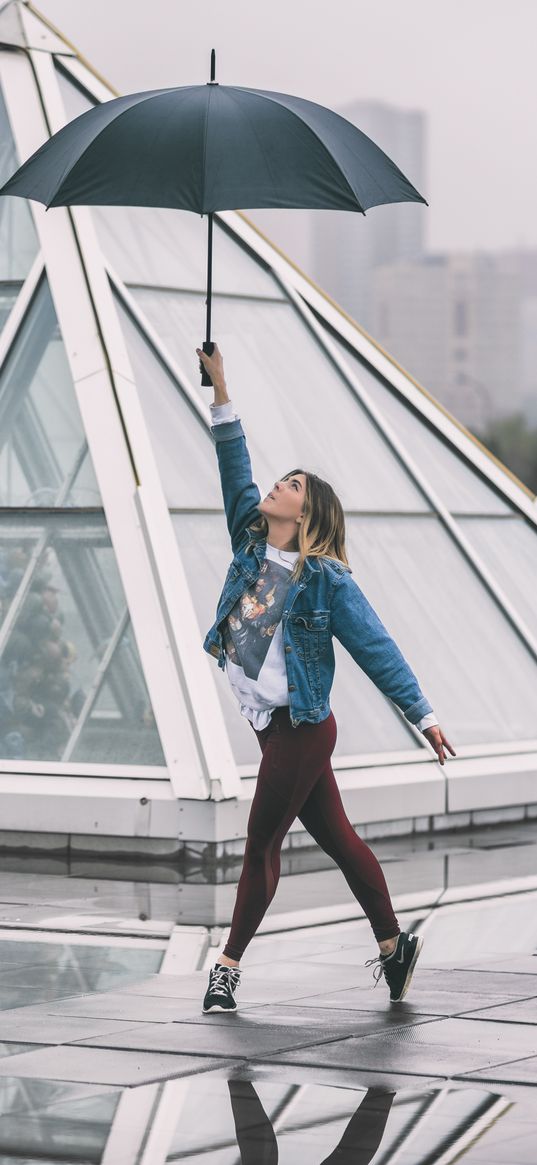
<box><xmin>196</xmin><ymin>343</ymin><xmax>226</xmax><ymax>392</ymax></box>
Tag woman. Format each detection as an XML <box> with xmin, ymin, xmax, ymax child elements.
<box><xmin>197</xmin><ymin>344</ymin><xmax>455</xmax><ymax>1015</ymax></box>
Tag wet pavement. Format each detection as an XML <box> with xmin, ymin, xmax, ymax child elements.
<box><xmin>0</xmin><ymin>820</ymin><xmax>535</xmax><ymax>1162</ymax></box>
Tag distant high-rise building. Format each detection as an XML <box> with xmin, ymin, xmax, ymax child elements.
<box><xmin>372</xmin><ymin>253</ymin><xmax>523</xmax><ymax>433</ymax></box>
<box><xmin>310</xmin><ymin>100</ymin><xmax>427</xmax><ymax>330</ymax></box>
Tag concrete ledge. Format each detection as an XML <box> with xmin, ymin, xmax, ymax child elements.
<box><xmin>0</xmin><ymin>773</ymin><xmax>181</xmax><ymax>838</ymax></box>
<box><xmin>0</xmin><ymin>755</ymin><xmax>535</xmax><ymax>849</ymax></box>
<box><xmin>447</xmin><ymin>753</ymin><xmax>537</xmax><ymax>813</ymax></box>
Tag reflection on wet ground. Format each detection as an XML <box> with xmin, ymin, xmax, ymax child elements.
<box><xmin>0</xmin><ymin>819</ymin><xmax>534</xmax><ymax>1162</ymax></box>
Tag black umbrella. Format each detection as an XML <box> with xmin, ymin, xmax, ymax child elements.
<box><xmin>1</xmin><ymin>51</ymin><xmax>427</xmax><ymax>385</ymax></box>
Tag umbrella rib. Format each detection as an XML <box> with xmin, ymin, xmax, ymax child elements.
<box><xmin>238</xmin><ymin>87</ymin><xmax>366</xmax><ymax>210</ymax></box>
<box><xmin>238</xmin><ymin>87</ymin><xmax>416</xmax><ymax>209</ymax></box>
<box><xmin>46</xmin><ymin>87</ymin><xmax>180</xmax><ymax>206</ymax></box>
<box><xmin>223</xmin><ymin>88</ymin><xmax>281</xmax><ymax>197</ymax></box>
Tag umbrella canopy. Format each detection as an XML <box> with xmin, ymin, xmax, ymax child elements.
<box><xmin>0</xmin><ymin>82</ymin><xmax>427</xmax><ymax>215</ymax></box>
<box><xmin>0</xmin><ymin>56</ymin><xmax>427</xmax><ymax>382</ymax></box>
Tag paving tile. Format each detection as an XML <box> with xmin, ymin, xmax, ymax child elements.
<box><xmin>0</xmin><ymin>1045</ymin><xmax>239</xmax><ymax>1085</ymax></box>
<box><xmin>451</xmin><ymin>956</ymin><xmax>537</xmax><ymax>974</ymax></box>
<box><xmin>0</xmin><ymin>1014</ymin><xmax>149</xmax><ymax>1045</ymax></box>
<box><xmin>459</xmin><ymin>1056</ymin><xmax>537</xmax><ymax>1086</ymax></box>
<box><xmin>45</xmin><ymin>993</ymin><xmax>432</xmax><ymax>1036</ymax></box>
<box><xmin>389</xmin><ymin>968</ymin><xmax>537</xmax><ymax>997</ymax></box>
<box><xmin>241</xmin><ymin>935</ymin><xmax>368</xmax><ymax>967</ymax></box>
<box><xmin>75</xmin><ymin>1018</ymin><xmax>359</xmax><ymax>1060</ymax></box>
<box><xmin>263</xmin><ymin>1016</ymin><xmax>537</xmax><ymax>1080</ymax></box>
<box><xmin>464</xmin><ymin>997</ymin><xmax>537</xmax><ymax>1025</ymax></box>
<box><xmin>39</xmin><ymin>993</ymin><xmax>212</xmax><ymax>1024</ymax></box>
<box><xmin>290</xmin><ymin>987</ymin><xmax>533</xmax><ymax>1018</ymax></box>
<box><xmin>121</xmin><ymin>967</ymin><xmax>370</xmax><ymax>1005</ymax></box>
<box><xmin>237</xmin><ymin>1004</ymin><xmax>435</xmax><ymax>1036</ymax></box>
<box><xmin>243</xmin><ymin>959</ymin><xmax>370</xmax><ymax>990</ymax></box>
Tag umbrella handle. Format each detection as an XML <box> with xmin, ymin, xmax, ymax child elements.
<box><xmin>200</xmin><ymin>340</ymin><xmax>214</xmax><ymax>386</ymax></box>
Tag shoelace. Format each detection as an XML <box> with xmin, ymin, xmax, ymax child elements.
<box><xmin>209</xmin><ymin>965</ymin><xmax>241</xmax><ymax>997</ymax></box>
<box><xmin>364</xmin><ymin>955</ymin><xmax>385</xmax><ymax>988</ymax></box>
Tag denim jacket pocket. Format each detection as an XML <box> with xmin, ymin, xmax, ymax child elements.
<box><xmin>289</xmin><ymin>611</ymin><xmax>330</xmax><ymax>661</ymax></box>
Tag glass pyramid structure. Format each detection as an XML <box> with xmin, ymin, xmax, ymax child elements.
<box><xmin>1</xmin><ymin>0</ymin><xmax>537</xmax><ymax>831</ymax></box>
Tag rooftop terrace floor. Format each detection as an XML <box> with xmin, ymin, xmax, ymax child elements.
<box><xmin>0</xmin><ymin>821</ymin><xmax>535</xmax><ymax>1162</ymax></box>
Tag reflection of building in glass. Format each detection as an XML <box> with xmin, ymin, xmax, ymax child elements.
<box><xmin>371</xmin><ymin>251</ymin><xmax>535</xmax><ymax>433</ymax></box>
<box><xmin>0</xmin><ymin>2</ymin><xmax>537</xmax><ymax>849</ymax></box>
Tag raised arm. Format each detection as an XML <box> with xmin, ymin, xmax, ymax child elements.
<box><xmin>197</xmin><ymin>345</ymin><xmax>262</xmax><ymax>555</ymax></box>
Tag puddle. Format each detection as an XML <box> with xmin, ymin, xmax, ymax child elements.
<box><xmin>0</xmin><ymin>1074</ymin><xmax>531</xmax><ymax>1164</ymax></box>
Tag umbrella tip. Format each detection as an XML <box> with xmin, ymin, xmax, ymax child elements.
<box><xmin>210</xmin><ymin>48</ymin><xmax>216</xmax><ymax>82</ymax></box>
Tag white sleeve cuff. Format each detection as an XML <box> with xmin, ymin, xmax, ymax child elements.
<box><xmin>210</xmin><ymin>400</ymin><xmax>239</xmax><ymax>424</ymax></box>
<box><xmin>416</xmin><ymin>711</ymin><xmax>440</xmax><ymax>732</ymax></box>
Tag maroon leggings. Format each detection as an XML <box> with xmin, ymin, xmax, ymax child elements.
<box><xmin>223</xmin><ymin>706</ymin><xmax>399</xmax><ymax>961</ymax></box>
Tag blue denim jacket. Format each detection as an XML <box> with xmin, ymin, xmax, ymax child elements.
<box><xmin>203</xmin><ymin>417</ymin><xmax>434</xmax><ymax>729</ymax></box>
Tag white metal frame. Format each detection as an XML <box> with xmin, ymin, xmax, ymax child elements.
<box><xmin>0</xmin><ymin>40</ymin><xmax>241</xmax><ymax>799</ymax></box>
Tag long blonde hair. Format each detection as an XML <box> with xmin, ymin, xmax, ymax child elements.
<box><xmin>247</xmin><ymin>469</ymin><xmax>350</xmax><ymax>584</ymax></box>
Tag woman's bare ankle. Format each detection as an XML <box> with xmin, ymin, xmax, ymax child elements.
<box><xmin>217</xmin><ymin>953</ymin><xmax>240</xmax><ymax>968</ymax></box>
<box><xmin>378</xmin><ymin>935</ymin><xmax>398</xmax><ymax>957</ymax></box>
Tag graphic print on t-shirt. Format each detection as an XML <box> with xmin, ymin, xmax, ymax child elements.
<box><xmin>222</xmin><ymin>558</ymin><xmax>294</xmax><ymax>680</ymax></box>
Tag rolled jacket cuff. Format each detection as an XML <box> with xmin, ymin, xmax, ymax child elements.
<box><xmin>210</xmin><ymin>417</ymin><xmax>244</xmax><ymax>442</ymax></box>
<box><xmin>403</xmin><ymin>695</ymin><xmax>434</xmax><ymax>724</ymax></box>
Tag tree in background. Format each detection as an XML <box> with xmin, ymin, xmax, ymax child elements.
<box><xmin>473</xmin><ymin>412</ymin><xmax>537</xmax><ymax>495</ymax></box>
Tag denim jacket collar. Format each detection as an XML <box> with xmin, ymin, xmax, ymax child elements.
<box><xmin>246</xmin><ymin>531</ymin><xmax>321</xmax><ymax>581</ymax></box>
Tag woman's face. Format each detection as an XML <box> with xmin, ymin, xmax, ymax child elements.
<box><xmin>259</xmin><ymin>472</ymin><xmax>307</xmax><ymax>523</ymax></box>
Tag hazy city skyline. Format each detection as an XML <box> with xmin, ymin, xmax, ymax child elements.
<box><xmin>37</xmin><ymin>0</ymin><xmax>537</xmax><ymax>256</ymax></box>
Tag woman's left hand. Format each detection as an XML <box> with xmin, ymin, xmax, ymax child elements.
<box><xmin>422</xmin><ymin>725</ymin><xmax>456</xmax><ymax>765</ymax></box>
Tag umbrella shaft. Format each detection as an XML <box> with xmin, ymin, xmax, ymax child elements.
<box><xmin>205</xmin><ymin>210</ymin><xmax>213</xmax><ymax>343</ymax></box>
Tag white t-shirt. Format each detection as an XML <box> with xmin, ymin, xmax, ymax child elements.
<box><xmin>222</xmin><ymin>541</ymin><xmax>298</xmax><ymax>731</ymax></box>
<box><xmin>210</xmin><ymin>399</ymin><xmax>439</xmax><ymax>735</ymax></box>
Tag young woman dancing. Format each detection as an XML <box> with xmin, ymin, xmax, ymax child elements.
<box><xmin>197</xmin><ymin>344</ymin><xmax>455</xmax><ymax>1014</ymax></box>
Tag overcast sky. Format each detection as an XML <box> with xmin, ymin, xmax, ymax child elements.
<box><xmin>39</xmin><ymin>0</ymin><xmax>537</xmax><ymax>255</ymax></box>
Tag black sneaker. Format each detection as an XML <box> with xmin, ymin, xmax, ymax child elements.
<box><xmin>202</xmin><ymin>963</ymin><xmax>241</xmax><ymax>1013</ymax></box>
<box><xmin>366</xmin><ymin>932</ymin><xmax>423</xmax><ymax>1002</ymax></box>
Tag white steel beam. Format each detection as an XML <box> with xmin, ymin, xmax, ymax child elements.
<box><xmin>0</xmin><ymin>46</ymin><xmax>213</xmax><ymax>798</ymax></box>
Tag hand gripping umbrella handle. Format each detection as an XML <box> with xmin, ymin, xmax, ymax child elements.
<box><xmin>199</xmin><ymin>340</ymin><xmax>214</xmax><ymax>386</ymax></box>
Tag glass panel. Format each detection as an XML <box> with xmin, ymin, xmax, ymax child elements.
<box><xmin>0</xmin><ymin>83</ymin><xmax>39</xmax><ymax>284</ymax></box>
<box><xmin>345</xmin><ymin>515</ymin><xmax>537</xmax><ymax>744</ymax></box>
<box><xmin>460</xmin><ymin>516</ymin><xmax>537</xmax><ymax>641</ymax></box>
<box><xmin>0</xmin><ymin>1078</ymin><xmax>119</xmax><ymax>1164</ymax></box>
<box><xmin>0</xmin><ymin>515</ymin><xmax>165</xmax><ymax>765</ymax></box>
<box><xmin>173</xmin><ymin>514</ymin><xmax>419</xmax><ymax>764</ymax></box>
<box><xmin>326</xmin><ymin>332</ymin><xmax>512</xmax><ymax>515</ymax></box>
<box><xmin>115</xmin><ymin>299</ymin><xmax>222</xmax><ymax>508</ymax></box>
<box><xmin>131</xmin><ymin>289</ymin><xmax>431</xmax><ymax>513</ymax></box>
<box><xmin>96</xmin><ymin>208</ymin><xmax>282</xmax><ymax>298</ymax></box>
<box><xmin>55</xmin><ymin>62</ymin><xmax>96</xmax><ymax>119</ymax></box>
<box><xmin>0</xmin><ymin>276</ymin><xmax>101</xmax><ymax>507</ymax></box>
<box><xmin>72</xmin><ymin>625</ymin><xmax>164</xmax><ymax>765</ymax></box>
<box><xmin>0</xmin><ymin>280</ymin><xmax>20</xmax><ymax>332</ymax></box>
